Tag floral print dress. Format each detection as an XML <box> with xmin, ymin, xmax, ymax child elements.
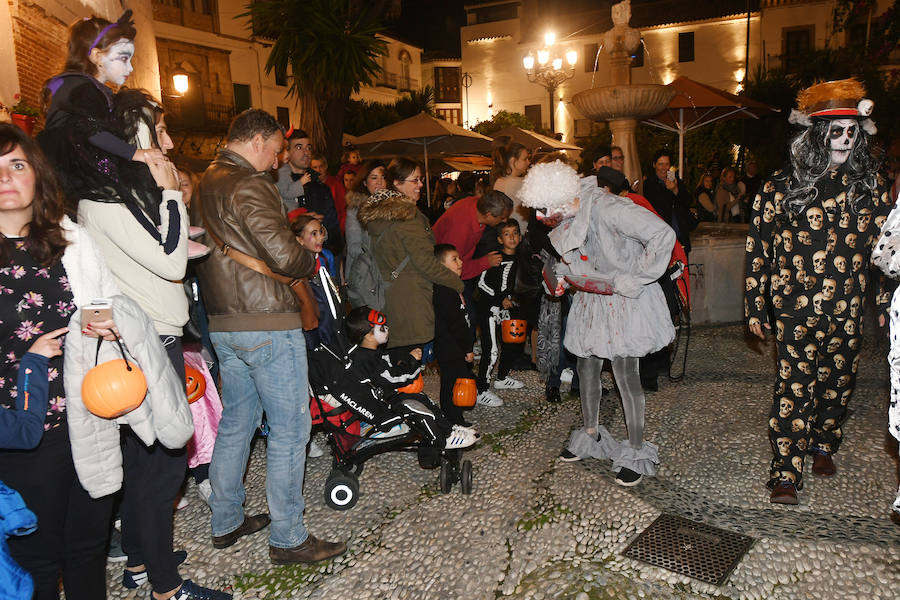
<box><xmin>0</xmin><ymin>241</ymin><xmax>75</xmax><ymax>432</ymax></box>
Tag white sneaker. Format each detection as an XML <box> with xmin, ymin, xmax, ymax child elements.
<box><xmin>370</xmin><ymin>423</ymin><xmax>411</xmax><ymax>439</ymax></box>
<box><xmin>445</xmin><ymin>427</ymin><xmax>478</xmax><ymax>449</ymax></box>
<box><xmin>560</xmin><ymin>368</ymin><xmax>574</xmax><ymax>384</ymax></box>
<box><xmin>476</xmin><ymin>390</ymin><xmax>503</xmax><ymax>407</ymax></box>
<box><xmin>452</xmin><ymin>424</ymin><xmax>480</xmax><ymax>438</ymax></box>
<box><xmin>308</xmin><ymin>439</ymin><xmax>325</xmax><ymax>458</ymax></box>
<box><xmin>494</xmin><ymin>376</ymin><xmax>524</xmax><ymax>390</ymax></box>
<box><xmin>175</xmin><ymin>495</ymin><xmax>189</xmax><ymax>511</ymax></box>
<box><xmin>197</xmin><ymin>479</ymin><xmax>212</xmax><ymax>506</ymax></box>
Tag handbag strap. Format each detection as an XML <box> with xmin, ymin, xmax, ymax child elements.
<box><xmin>205</xmin><ymin>223</ymin><xmax>306</xmax><ymax>292</ymax></box>
<box><xmin>372</xmin><ymin>223</ymin><xmax>410</xmax><ymax>281</ymax></box>
<box><xmin>93</xmin><ymin>334</ymin><xmax>134</xmax><ymax>371</ymax></box>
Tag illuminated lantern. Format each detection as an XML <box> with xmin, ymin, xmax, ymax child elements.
<box><xmin>452</xmin><ymin>378</ymin><xmax>477</xmax><ymax>407</ymax></box>
<box><xmin>501</xmin><ymin>319</ymin><xmax>528</xmax><ymax>344</ymax></box>
<box><xmin>185</xmin><ymin>365</ymin><xmax>206</xmax><ymax>404</ymax></box>
<box><xmin>398</xmin><ymin>374</ymin><xmax>424</xmax><ymax>394</ymax></box>
<box><xmin>82</xmin><ymin>359</ymin><xmax>147</xmax><ymax>419</ymax></box>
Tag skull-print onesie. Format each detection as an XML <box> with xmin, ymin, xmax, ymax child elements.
<box><xmin>744</xmin><ymin>165</ymin><xmax>890</xmax><ymax>489</ymax></box>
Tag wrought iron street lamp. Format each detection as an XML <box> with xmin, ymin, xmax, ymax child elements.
<box><xmin>523</xmin><ymin>32</ymin><xmax>577</xmax><ymax>134</ymax></box>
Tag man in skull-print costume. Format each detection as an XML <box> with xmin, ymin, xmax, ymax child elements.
<box><xmin>744</xmin><ymin>79</ymin><xmax>891</xmax><ymax>505</ymax></box>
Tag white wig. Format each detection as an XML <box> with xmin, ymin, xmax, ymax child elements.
<box><xmin>519</xmin><ymin>161</ymin><xmax>580</xmax><ymax>212</ymax></box>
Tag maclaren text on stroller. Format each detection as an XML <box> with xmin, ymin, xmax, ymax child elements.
<box><xmin>308</xmin><ymin>337</ymin><xmax>475</xmax><ymax>510</ymax></box>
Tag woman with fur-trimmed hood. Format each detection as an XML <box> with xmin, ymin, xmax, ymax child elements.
<box><xmin>357</xmin><ymin>158</ymin><xmax>463</xmax><ymax>349</ymax></box>
<box><xmin>344</xmin><ymin>160</ymin><xmax>387</xmax><ymax>296</ymax></box>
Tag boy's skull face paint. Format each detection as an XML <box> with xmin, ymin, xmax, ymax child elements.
<box><xmin>827</xmin><ymin>118</ymin><xmax>858</xmax><ymax>165</ymax></box>
<box><xmin>97</xmin><ymin>39</ymin><xmax>135</xmax><ymax>86</ymax></box>
<box><xmin>373</xmin><ymin>324</ymin><xmax>389</xmax><ymax>344</ymax></box>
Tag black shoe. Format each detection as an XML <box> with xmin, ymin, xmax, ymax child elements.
<box><xmin>546</xmin><ymin>386</ymin><xmax>562</xmax><ymax>403</ymax></box>
<box><xmin>173</xmin><ymin>579</ymin><xmax>232</xmax><ymax>600</ymax></box>
<box><xmin>211</xmin><ymin>513</ymin><xmax>270</xmax><ymax>549</ymax></box>
<box><xmin>558</xmin><ymin>448</ymin><xmax>581</xmax><ymax>462</ymax></box>
<box><xmin>640</xmin><ymin>378</ymin><xmax>658</xmax><ymax>392</ymax></box>
<box><xmin>615</xmin><ymin>467</ymin><xmax>643</xmax><ymax>486</ymax></box>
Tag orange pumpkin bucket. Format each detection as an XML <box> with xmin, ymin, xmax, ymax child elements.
<box><xmin>398</xmin><ymin>374</ymin><xmax>424</xmax><ymax>394</ymax></box>
<box><xmin>82</xmin><ymin>335</ymin><xmax>147</xmax><ymax>419</ymax></box>
<box><xmin>452</xmin><ymin>377</ymin><xmax>477</xmax><ymax>407</ymax></box>
<box><xmin>185</xmin><ymin>365</ymin><xmax>207</xmax><ymax>404</ymax></box>
<box><xmin>501</xmin><ymin>319</ymin><xmax>528</xmax><ymax>344</ymax></box>
<box><xmin>82</xmin><ymin>359</ymin><xmax>147</xmax><ymax>419</ymax></box>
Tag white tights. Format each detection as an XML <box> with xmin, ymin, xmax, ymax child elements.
<box><xmin>577</xmin><ymin>355</ymin><xmax>645</xmax><ymax>450</ymax></box>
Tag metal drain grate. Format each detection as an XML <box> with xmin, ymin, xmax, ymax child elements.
<box><xmin>623</xmin><ymin>513</ymin><xmax>754</xmax><ymax>586</ymax></box>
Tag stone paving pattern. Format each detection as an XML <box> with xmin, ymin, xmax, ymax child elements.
<box><xmin>105</xmin><ymin>323</ymin><xmax>900</xmax><ymax>599</ymax></box>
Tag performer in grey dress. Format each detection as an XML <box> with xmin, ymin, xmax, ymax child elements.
<box><xmin>520</xmin><ymin>161</ymin><xmax>675</xmax><ymax>486</ymax></box>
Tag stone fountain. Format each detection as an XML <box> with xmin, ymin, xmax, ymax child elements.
<box><xmin>572</xmin><ymin>0</ymin><xmax>674</xmax><ymax>186</ymax></box>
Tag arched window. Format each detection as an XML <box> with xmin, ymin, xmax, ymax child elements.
<box><xmin>398</xmin><ymin>49</ymin><xmax>412</xmax><ymax>91</ymax></box>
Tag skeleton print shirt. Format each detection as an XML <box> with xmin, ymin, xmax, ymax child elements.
<box><xmin>744</xmin><ymin>166</ymin><xmax>891</xmax><ymax>327</ymax></box>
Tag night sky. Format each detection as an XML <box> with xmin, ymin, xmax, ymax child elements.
<box><xmin>392</xmin><ymin>0</ymin><xmax>467</xmax><ymax>57</ymax></box>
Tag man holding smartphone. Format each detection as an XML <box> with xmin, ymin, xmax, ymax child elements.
<box><xmin>275</xmin><ymin>129</ymin><xmax>343</xmax><ymax>255</ymax></box>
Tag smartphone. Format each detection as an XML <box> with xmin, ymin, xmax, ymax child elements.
<box><xmin>667</xmin><ymin>168</ymin><xmax>676</xmax><ymax>182</ymax></box>
<box><xmin>83</xmin><ymin>302</ymin><xmax>112</xmax><ymax>327</ymax></box>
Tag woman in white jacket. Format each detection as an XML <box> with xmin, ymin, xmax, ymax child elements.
<box><xmin>0</xmin><ymin>123</ymin><xmax>119</xmax><ymax>600</ymax></box>
<box><xmin>75</xmin><ymin>91</ymin><xmax>225</xmax><ymax>600</ymax></box>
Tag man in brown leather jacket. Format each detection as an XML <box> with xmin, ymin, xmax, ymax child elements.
<box><xmin>194</xmin><ymin>109</ymin><xmax>346</xmax><ymax>564</ymax></box>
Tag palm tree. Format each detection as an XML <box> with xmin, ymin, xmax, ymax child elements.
<box><xmin>244</xmin><ymin>0</ymin><xmax>399</xmax><ymax>164</ymax></box>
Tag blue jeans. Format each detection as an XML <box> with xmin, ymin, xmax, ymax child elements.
<box><xmin>209</xmin><ymin>329</ymin><xmax>311</xmax><ymax>549</ymax></box>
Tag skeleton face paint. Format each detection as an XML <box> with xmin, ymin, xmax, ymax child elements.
<box><xmin>95</xmin><ymin>39</ymin><xmax>135</xmax><ymax>86</ymax></box>
<box><xmin>373</xmin><ymin>324</ymin><xmax>389</xmax><ymax>345</ymax></box>
<box><xmin>827</xmin><ymin>118</ymin><xmax>859</xmax><ymax>166</ymax></box>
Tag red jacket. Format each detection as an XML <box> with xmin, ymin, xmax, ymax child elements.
<box><xmin>432</xmin><ymin>196</ymin><xmax>492</xmax><ymax>281</ymax></box>
<box><xmin>626</xmin><ymin>192</ymin><xmax>690</xmax><ymax>308</ymax></box>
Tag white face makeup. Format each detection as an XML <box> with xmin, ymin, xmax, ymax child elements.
<box><xmin>827</xmin><ymin>118</ymin><xmax>859</xmax><ymax>166</ymax></box>
<box><xmin>96</xmin><ymin>39</ymin><xmax>135</xmax><ymax>86</ymax></box>
<box><xmin>373</xmin><ymin>324</ymin><xmax>389</xmax><ymax>345</ymax></box>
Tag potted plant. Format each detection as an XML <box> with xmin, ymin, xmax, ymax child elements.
<box><xmin>10</xmin><ymin>95</ymin><xmax>40</xmax><ymax>136</ymax></box>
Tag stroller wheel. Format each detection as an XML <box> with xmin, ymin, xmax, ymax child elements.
<box><xmin>460</xmin><ymin>460</ymin><xmax>473</xmax><ymax>495</ymax></box>
<box><xmin>324</xmin><ymin>470</ymin><xmax>359</xmax><ymax>510</ymax></box>
<box><xmin>439</xmin><ymin>458</ymin><xmax>454</xmax><ymax>494</ymax></box>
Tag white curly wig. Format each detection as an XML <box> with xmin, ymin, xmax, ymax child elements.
<box><xmin>519</xmin><ymin>161</ymin><xmax>580</xmax><ymax>212</ymax></box>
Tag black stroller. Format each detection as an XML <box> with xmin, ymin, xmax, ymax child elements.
<box><xmin>308</xmin><ymin>337</ymin><xmax>474</xmax><ymax>510</ymax></box>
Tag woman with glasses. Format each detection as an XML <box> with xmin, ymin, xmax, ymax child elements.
<box><xmin>356</xmin><ymin>158</ymin><xmax>463</xmax><ymax>352</ymax></box>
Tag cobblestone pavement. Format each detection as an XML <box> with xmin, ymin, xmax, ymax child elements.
<box><xmin>106</xmin><ymin>323</ymin><xmax>900</xmax><ymax>599</ymax></box>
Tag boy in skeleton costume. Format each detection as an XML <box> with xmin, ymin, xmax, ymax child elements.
<box><xmin>744</xmin><ymin>79</ymin><xmax>890</xmax><ymax>504</ymax></box>
<box><xmin>520</xmin><ymin>161</ymin><xmax>675</xmax><ymax>486</ymax></box>
<box><xmin>871</xmin><ymin>170</ymin><xmax>900</xmax><ymax>515</ymax></box>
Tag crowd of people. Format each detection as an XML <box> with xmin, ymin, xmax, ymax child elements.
<box><xmin>1</xmin><ymin>8</ymin><xmax>899</xmax><ymax>600</ymax></box>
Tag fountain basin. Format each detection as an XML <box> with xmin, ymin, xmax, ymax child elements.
<box><xmin>573</xmin><ymin>84</ymin><xmax>674</xmax><ymax>121</ymax></box>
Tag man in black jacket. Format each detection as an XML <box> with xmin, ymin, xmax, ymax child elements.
<box><xmin>275</xmin><ymin>129</ymin><xmax>343</xmax><ymax>255</ymax></box>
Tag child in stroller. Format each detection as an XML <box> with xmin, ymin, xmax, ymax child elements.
<box><xmin>309</xmin><ymin>307</ymin><xmax>478</xmax><ymax>509</ymax></box>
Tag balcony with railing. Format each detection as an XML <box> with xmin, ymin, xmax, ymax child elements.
<box><xmin>374</xmin><ymin>71</ymin><xmax>419</xmax><ymax>92</ymax></box>
<box><xmin>165</xmin><ymin>96</ymin><xmax>235</xmax><ymax>133</ymax></box>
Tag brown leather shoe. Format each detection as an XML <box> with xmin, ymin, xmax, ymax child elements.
<box><xmin>812</xmin><ymin>450</ymin><xmax>836</xmax><ymax>476</ymax></box>
<box><xmin>269</xmin><ymin>535</ymin><xmax>347</xmax><ymax>564</ymax></box>
<box><xmin>769</xmin><ymin>480</ymin><xmax>798</xmax><ymax>505</ymax></box>
<box><xmin>212</xmin><ymin>513</ymin><xmax>271</xmax><ymax>549</ymax></box>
